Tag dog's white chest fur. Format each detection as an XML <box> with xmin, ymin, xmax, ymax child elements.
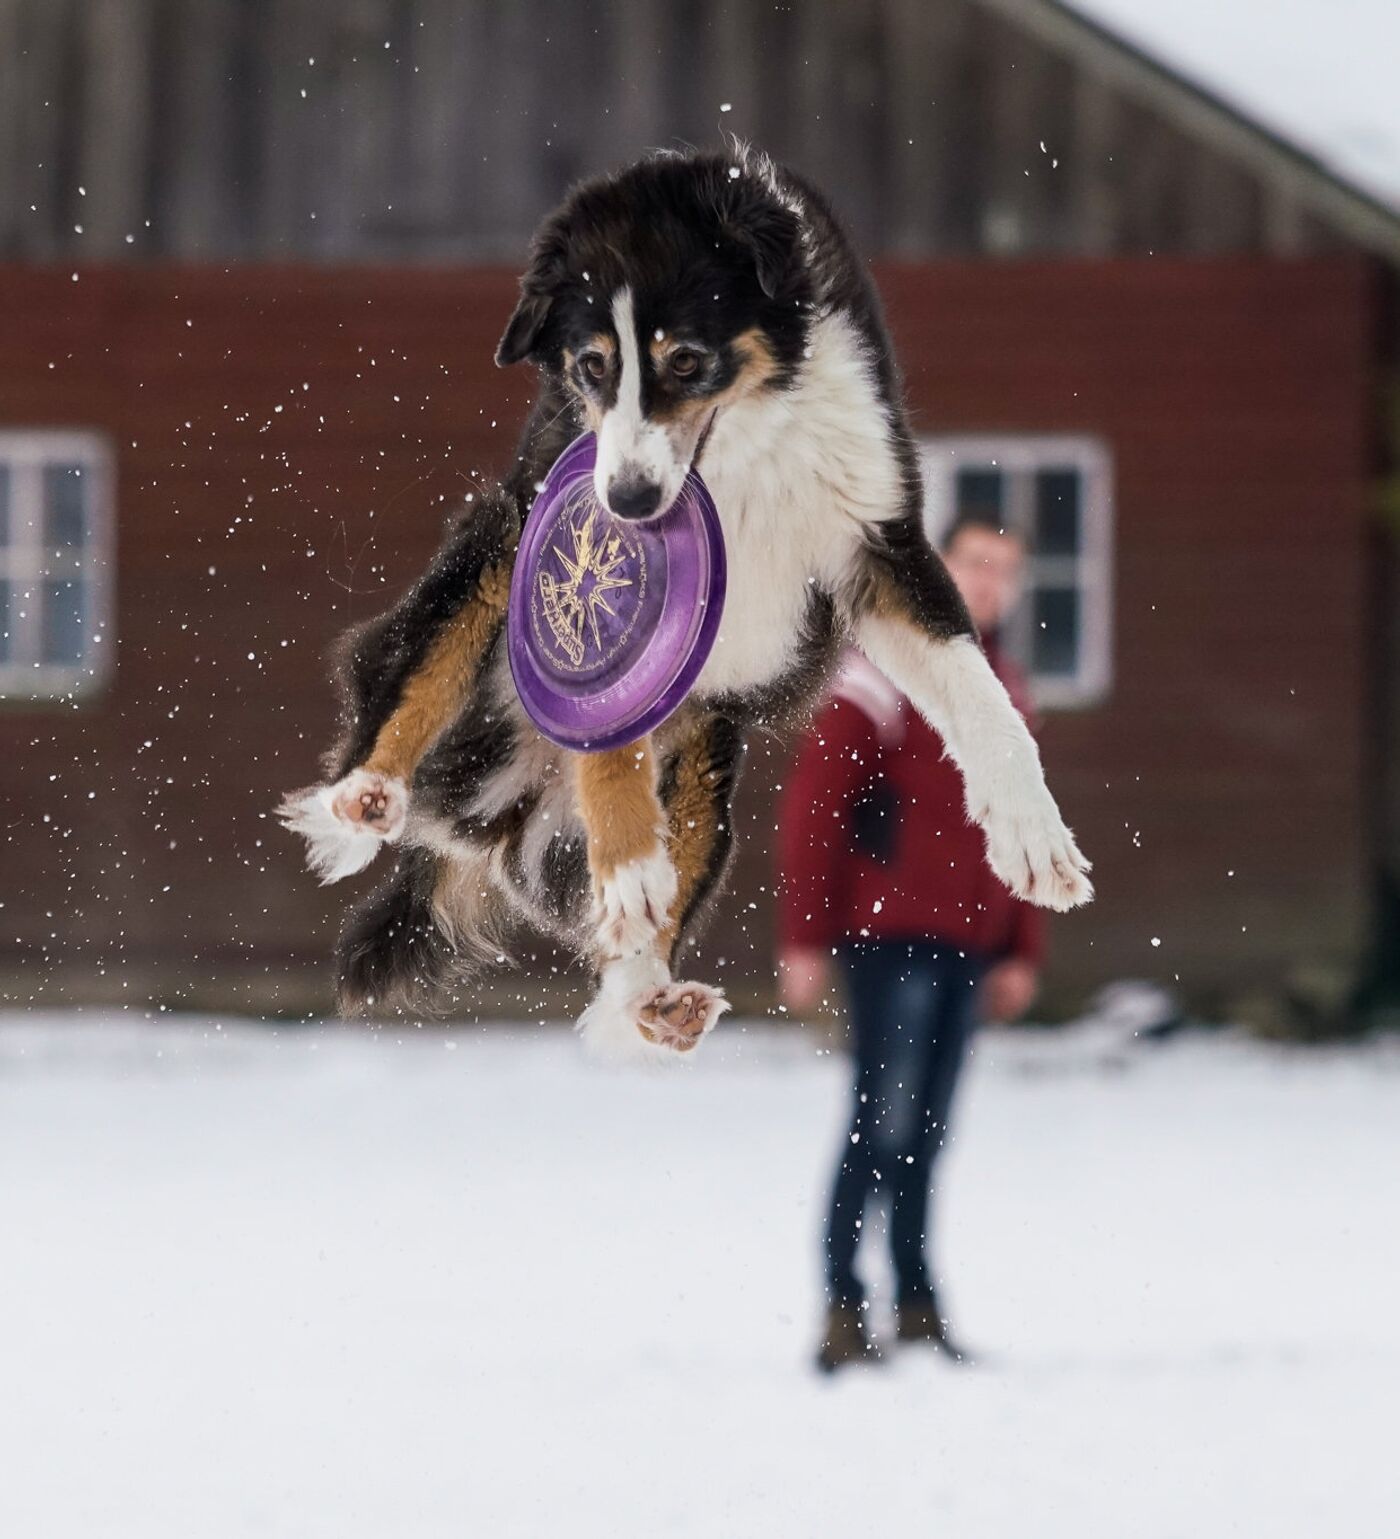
<box><xmin>693</xmin><ymin>312</ymin><xmax>902</xmax><ymax>697</ymax></box>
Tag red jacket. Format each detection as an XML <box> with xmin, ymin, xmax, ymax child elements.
<box><xmin>777</xmin><ymin>644</ymin><xmax>1043</xmax><ymax>965</ymax></box>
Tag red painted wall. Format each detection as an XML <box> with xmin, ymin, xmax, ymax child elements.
<box><xmin>882</xmin><ymin>257</ymin><xmax>1376</xmax><ymax>1001</ymax></box>
<box><xmin>0</xmin><ymin>258</ymin><xmax>1376</xmax><ymax>1011</ymax></box>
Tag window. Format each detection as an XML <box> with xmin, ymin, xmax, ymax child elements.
<box><xmin>919</xmin><ymin>436</ymin><xmax>1113</xmax><ymax>708</ymax></box>
<box><xmin>0</xmin><ymin>431</ymin><xmax>114</xmax><ymax>699</ymax></box>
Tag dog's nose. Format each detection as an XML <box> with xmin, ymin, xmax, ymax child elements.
<box><xmin>606</xmin><ymin>478</ymin><xmax>663</xmax><ymax>521</ymax></box>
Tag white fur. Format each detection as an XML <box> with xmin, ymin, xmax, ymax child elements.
<box><xmin>460</xmin><ymin>693</ymin><xmax>585</xmax><ymax>912</ymax></box>
<box><xmin>576</xmin><ymin>952</ymin><xmax>729</xmax><ymax>1064</ymax></box>
<box><xmin>277</xmin><ymin>787</ymin><xmax>382</xmax><ymax>884</ymax></box>
<box><xmin>425</xmin><ymin>842</ymin><xmax>505</xmax><ymax>971</ymax></box>
<box><xmin>467</xmin><ymin>678</ymin><xmax>562</xmax><ymax>823</ymax></box>
<box><xmin>695</xmin><ymin>312</ymin><xmax>902</xmax><ymax>696</ymax></box>
<box><xmin>594</xmin><ymin>287</ymin><xmax>694</xmax><ymax>516</ymax></box>
<box><xmin>857</xmin><ymin>622</ymin><xmax>1093</xmax><ymax>911</ymax></box>
<box><xmin>577</xmin><ymin>951</ymin><xmax>675</xmax><ymax>1064</ymax></box>
<box><xmin>516</xmin><ymin>767</ymin><xmax>585</xmax><ymax>903</ymax></box>
<box><xmin>595</xmin><ymin>845</ymin><xmax>679</xmax><ymax>959</ymax></box>
<box><xmin>277</xmin><ymin>769</ymin><xmax>408</xmax><ymax>884</ymax></box>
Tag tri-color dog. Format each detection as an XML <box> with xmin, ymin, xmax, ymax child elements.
<box><xmin>280</xmin><ymin>146</ymin><xmax>1092</xmax><ymax>1058</ymax></box>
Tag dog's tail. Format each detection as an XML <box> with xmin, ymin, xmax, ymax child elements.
<box><xmin>335</xmin><ymin>846</ymin><xmax>502</xmax><ymax>1018</ymax></box>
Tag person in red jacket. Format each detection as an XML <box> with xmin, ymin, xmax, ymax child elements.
<box><xmin>778</xmin><ymin>508</ymin><xmax>1042</xmax><ymax>1372</ymax></box>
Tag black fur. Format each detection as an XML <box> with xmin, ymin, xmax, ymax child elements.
<box><xmin>531</xmin><ymin>823</ymin><xmax>592</xmax><ymax>930</ymax></box>
<box><xmin>857</xmin><ymin>512</ymin><xmax>973</xmax><ymax>641</ymax></box>
<box><xmin>336</xmin><ymin>847</ymin><xmax>467</xmax><ymax>1016</ymax></box>
<box><xmin>415</xmin><ymin>683</ymin><xmax>519</xmax><ymax>835</ymax></box>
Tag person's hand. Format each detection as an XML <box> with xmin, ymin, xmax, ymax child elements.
<box><xmin>982</xmin><ymin>958</ymin><xmax>1039</xmax><ymax>1023</ymax></box>
<box><xmin>778</xmin><ymin>947</ymin><xmax>832</xmax><ymax>1015</ymax></box>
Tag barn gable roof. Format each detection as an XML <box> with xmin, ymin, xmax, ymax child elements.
<box><xmin>986</xmin><ymin>0</ymin><xmax>1400</xmax><ymax>263</ymax></box>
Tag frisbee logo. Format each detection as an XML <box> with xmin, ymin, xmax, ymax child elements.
<box><xmin>535</xmin><ymin>492</ymin><xmax>642</xmax><ymax>670</ymax></box>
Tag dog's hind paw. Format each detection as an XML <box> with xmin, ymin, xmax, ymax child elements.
<box><xmin>637</xmin><ymin>981</ymin><xmax>729</xmax><ymax>1053</ymax></box>
<box><xmin>577</xmin><ymin>956</ymin><xmax>728</xmax><ymax>1063</ymax></box>
<box><xmin>277</xmin><ymin>769</ymin><xmax>409</xmax><ymax>884</ymax></box>
<box><xmin>327</xmin><ymin>768</ymin><xmax>409</xmax><ymax>838</ymax></box>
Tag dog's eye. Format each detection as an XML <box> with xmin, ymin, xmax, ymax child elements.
<box><xmin>669</xmin><ymin>349</ymin><xmax>703</xmax><ymax>379</ymax></box>
<box><xmin>580</xmin><ymin>353</ymin><xmax>607</xmax><ymax>382</ymax></box>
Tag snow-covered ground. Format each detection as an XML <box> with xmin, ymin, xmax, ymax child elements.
<box><xmin>2</xmin><ymin>1014</ymin><xmax>1396</xmax><ymax>1539</ymax></box>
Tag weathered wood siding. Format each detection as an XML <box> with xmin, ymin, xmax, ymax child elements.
<box><xmin>0</xmin><ymin>0</ymin><xmax>1333</xmax><ymax>263</ymax></box>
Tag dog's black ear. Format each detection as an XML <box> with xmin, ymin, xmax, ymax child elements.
<box><xmin>724</xmin><ymin>196</ymin><xmax>801</xmax><ymax>301</ymax></box>
<box><xmin>742</xmin><ymin>208</ymin><xmax>800</xmax><ymax>299</ymax></box>
<box><xmin>498</xmin><ymin>227</ymin><xmax>571</xmax><ymax>366</ymax></box>
<box><xmin>495</xmin><ymin>289</ymin><xmax>553</xmax><ymax>368</ymax></box>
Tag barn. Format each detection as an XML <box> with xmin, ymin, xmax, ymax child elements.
<box><xmin>2</xmin><ymin>0</ymin><xmax>1397</xmax><ymax>1029</ymax></box>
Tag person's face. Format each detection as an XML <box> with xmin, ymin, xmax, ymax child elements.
<box><xmin>942</xmin><ymin>525</ymin><xmax>1025</xmax><ymax>633</ymax></box>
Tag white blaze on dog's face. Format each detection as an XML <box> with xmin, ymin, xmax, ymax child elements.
<box><xmin>592</xmin><ymin>288</ymin><xmax>705</xmax><ymax>522</ymax></box>
<box><xmin>495</xmin><ymin>157</ymin><xmax>815</xmax><ymax>519</ymax></box>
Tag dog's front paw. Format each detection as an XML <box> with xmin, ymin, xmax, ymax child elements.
<box><xmin>637</xmin><ymin>981</ymin><xmax>729</xmax><ymax>1053</ymax></box>
<box><xmin>980</xmin><ymin>791</ymin><xmax>1093</xmax><ymax>912</ymax></box>
<box><xmin>277</xmin><ymin>769</ymin><xmax>409</xmax><ymax>885</ymax></box>
<box><xmin>594</xmin><ymin>846</ymin><xmax>678</xmax><ymax>958</ymax></box>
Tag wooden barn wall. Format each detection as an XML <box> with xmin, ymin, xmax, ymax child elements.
<box><xmin>0</xmin><ymin>256</ymin><xmax>1374</xmax><ymax>1014</ymax></box>
<box><xmin>0</xmin><ymin>0</ymin><xmax>1332</xmax><ymax>265</ymax></box>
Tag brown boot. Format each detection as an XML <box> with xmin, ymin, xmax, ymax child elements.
<box><xmin>895</xmin><ymin>1296</ymin><xmax>974</xmax><ymax>1364</ymax></box>
<box><xmin>815</xmin><ymin>1301</ymin><xmax>883</xmax><ymax>1374</ymax></box>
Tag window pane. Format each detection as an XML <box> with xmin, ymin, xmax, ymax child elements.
<box><xmin>44</xmin><ymin>463</ymin><xmax>88</xmax><ymax>546</ymax></box>
<box><xmin>1035</xmin><ymin>469</ymin><xmax>1080</xmax><ymax>556</ymax></box>
<box><xmin>1032</xmin><ymin>586</ymin><xmax>1079</xmax><ymax>677</ymax></box>
<box><xmin>955</xmin><ymin>467</ymin><xmax>1004</xmax><ymax>520</ymax></box>
<box><xmin>0</xmin><ymin>464</ymin><xmax>10</xmax><ymax>546</ymax></box>
<box><xmin>42</xmin><ymin>546</ymin><xmax>84</xmax><ymax>581</ymax></box>
<box><xmin>42</xmin><ymin>579</ymin><xmax>85</xmax><ymax>665</ymax></box>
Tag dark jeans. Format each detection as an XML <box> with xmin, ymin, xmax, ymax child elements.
<box><xmin>824</xmin><ymin>940</ymin><xmax>983</xmax><ymax>1306</ymax></box>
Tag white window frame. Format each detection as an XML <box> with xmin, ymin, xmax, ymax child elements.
<box><xmin>0</xmin><ymin>430</ymin><xmax>115</xmax><ymax>701</ymax></box>
<box><xmin>918</xmin><ymin>435</ymin><xmax>1114</xmax><ymax>709</ymax></box>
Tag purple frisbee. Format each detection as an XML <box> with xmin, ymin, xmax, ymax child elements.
<box><xmin>508</xmin><ymin>432</ymin><xmax>726</xmax><ymax>752</ymax></box>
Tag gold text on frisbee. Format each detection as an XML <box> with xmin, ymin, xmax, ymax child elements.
<box><xmin>537</xmin><ymin>499</ymin><xmax>637</xmax><ymax>668</ymax></box>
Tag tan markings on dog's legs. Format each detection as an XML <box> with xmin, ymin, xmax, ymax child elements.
<box><xmin>631</xmin><ymin>722</ymin><xmax>733</xmax><ymax>1050</ymax></box>
<box><xmin>656</xmin><ymin>736</ymin><xmax>724</xmax><ymax>960</ymax></box>
<box><xmin>572</xmin><ymin>729</ymin><xmax>731</xmax><ymax>1058</ymax></box>
<box><xmin>573</xmin><ymin>738</ymin><xmax>666</xmax><ymax>880</ymax></box>
<box><xmin>573</xmin><ymin>738</ymin><xmax>677</xmax><ymax>964</ymax></box>
<box><xmin>855</xmin><ymin>564</ymin><xmax>920</xmax><ymax>628</ymax></box>
<box><xmin>363</xmin><ymin>556</ymin><xmax>513</xmax><ymax>784</ymax></box>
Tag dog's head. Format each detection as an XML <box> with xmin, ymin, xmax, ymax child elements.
<box><xmin>497</xmin><ymin>151</ymin><xmax>812</xmax><ymax>520</ymax></box>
